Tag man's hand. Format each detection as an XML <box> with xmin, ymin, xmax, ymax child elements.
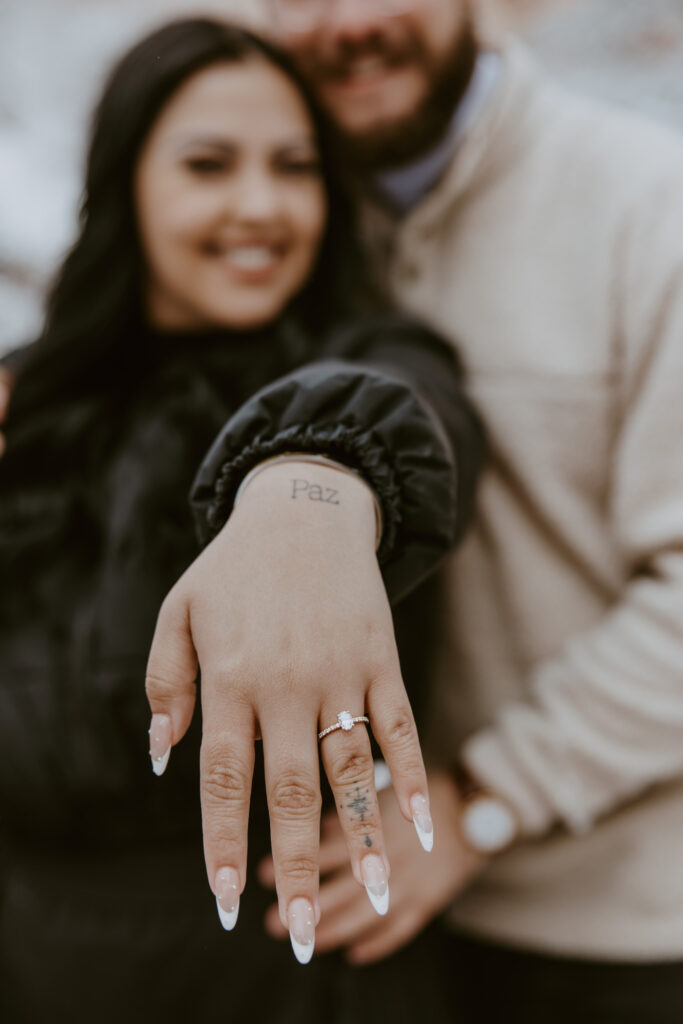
<box><xmin>145</xmin><ymin>461</ymin><xmax>433</xmax><ymax>962</ymax></box>
<box><xmin>261</xmin><ymin>771</ymin><xmax>487</xmax><ymax>964</ymax></box>
<box><xmin>0</xmin><ymin>366</ymin><xmax>13</xmax><ymax>457</ymax></box>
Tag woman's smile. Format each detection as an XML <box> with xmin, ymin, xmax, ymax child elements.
<box><xmin>204</xmin><ymin>238</ymin><xmax>289</xmax><ymax>283</ymax></box>
<box><xmin>135</xmin><ymin>59</ymin><xmax>327</xmax><ymax>331</ymax></box>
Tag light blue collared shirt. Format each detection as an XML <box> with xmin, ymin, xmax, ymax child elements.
<box><xmin>375</xmin><ymin>51</ymin><xmax>502</xmax><ymax>215</ymax></box>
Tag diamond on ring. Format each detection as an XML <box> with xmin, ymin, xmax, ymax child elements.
<box><xmin>318</xmin><ymin>711</ymin><xmax>370</xmax><ymax>742</ymax></box>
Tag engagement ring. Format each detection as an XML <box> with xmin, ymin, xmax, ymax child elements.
<box><xmin>318</xmin><ymin>710</ymin><xmax>369</xmax><ymax>741</ymax></box>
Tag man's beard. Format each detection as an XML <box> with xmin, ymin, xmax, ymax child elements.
<box><xmin>306</xmin><ymin>18</ymin><xmax>478</xmax><ymax>173</ymax></box>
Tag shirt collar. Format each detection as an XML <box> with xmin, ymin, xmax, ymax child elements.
<box><xmin>374</xmin><ymin>50</ymin><xmax>502</xmax><ymax>216</ymax></box>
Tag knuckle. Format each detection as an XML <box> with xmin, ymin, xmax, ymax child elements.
<box><xmin>372</xmin><ymin>650</ymin><xmax>400</xmax><ymax>681</ymax></box>
<box><xmin>208</xmin><ymin>657</ymin><xmax>249</xmax><ymax>694</ymax></box>
<box><xmin>270</xmin><ymin>659</ymin><xmax>319</xmax><ymax>701</ymax></box>
<box><xmin>330</xmin><ymin>749</ymin><xmax>373</xmax><ymax>788</ymax></box>
<box><xmin>269</xmin><ymin>773</ymin><xmax>321</xmax><ymax>821</ymax></box>
<box><xmin>364</xmin><ymin>622</ymin><xmax>400</xmax><ymax>673</ymax></box>
<box><xmin>277</xmin><ymin>856</ymin><xmax>320</xmax><ymax>885</ymax></box>
<box><xmin>144</xmin><ymin>671</ymin><xmax>176</xmax><ymax>704</ymax></box>
<box><xmin>384</xmin><ymin>709</ymin><xmax>417</xmax><ymax>748</ymax></box>
<box><xmin>202</xmin><ymin>755</ymin><xmax>250</xmax><ymax>807</ymax></box>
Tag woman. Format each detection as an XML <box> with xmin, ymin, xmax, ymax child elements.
<box><xmin>0</xmin><ymin>18</ymin><xmax>482</xmax><ymax>1022</ymax></box>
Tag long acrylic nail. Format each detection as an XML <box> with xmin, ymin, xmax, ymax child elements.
<box><xmin>288</xmin><ymin>898</ymin><xmax>315</xmax><ymax>964</ymax></box>
<box><xmin>410</xmin><ymin>793</ymin><xmax>434</xmax><ymax>852</ymax></box>
<box><xmin>149</xmin><ymin>713</ymin><xmax>172</xmax><ymax>776</ymax></box>
<box><xmin>215</xmin><ymin>867</ymin><xmax>240</xmax><ymax>931</ymax></box>
<box><xmin>361</xmin><ymin>854</ymin><xmax>389</xmax><ymax>916</ymax></box>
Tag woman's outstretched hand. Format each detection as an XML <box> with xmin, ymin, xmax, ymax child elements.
<box><xmin>261</xmin><ymin>771</ymin><xmax>487</xmax><ymax>963</ymax></box>
<box><xmin>145</xmin><ymin>460</ymin><xmax>433</xmax><ymax>962</ymax></box>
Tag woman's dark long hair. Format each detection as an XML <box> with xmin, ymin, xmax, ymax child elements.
<box><xmin>8</xmin><ymin>18</ymin><xmax>364</xmax><ymax>426</ymax></box>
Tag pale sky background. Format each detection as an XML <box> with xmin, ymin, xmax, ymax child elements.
<box><xmin>2</xmin><ymin>0</ymin><xmax>683</xmax><ymax>354</ymax></box>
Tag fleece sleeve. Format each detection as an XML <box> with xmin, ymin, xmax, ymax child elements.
<box><xmin>462</xmin><ymin>170</ymin><xmax>683</xmax><ymax>836</ymax></box>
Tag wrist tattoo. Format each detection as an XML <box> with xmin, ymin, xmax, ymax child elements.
<box><xmin>290</xmin><ymin>478</ymin><xmax>341</xmax><ymax>505</ymax></box>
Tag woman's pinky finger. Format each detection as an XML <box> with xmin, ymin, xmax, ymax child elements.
<box><xmin>366</xmin><ymin>681</ymin><xmax>434</xmax><ymax>854</ymax></box>
<box><xmin>145</xmin><ymin>589</ymin><xmax>198</xmax><ymax>775</ymax></box>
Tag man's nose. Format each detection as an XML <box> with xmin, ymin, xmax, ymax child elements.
<box><xmin>327</xmin><ymin>0</ymin><xmax>386</xmax><ymax>42</ymax></box>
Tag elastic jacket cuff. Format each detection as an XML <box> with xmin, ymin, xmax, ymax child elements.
<box><xmin>190</xmin><ymin>360</ymin><xmax>457</xmax><ymax>603</ymax></box>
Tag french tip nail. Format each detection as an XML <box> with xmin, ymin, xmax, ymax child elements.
<box><xmin>290</xmin><ymin>932</ymin><xmax>315</xmax><ymax>964</ymax></box>
<box><xmin>216</xmin><ymin>894</ymin><xmax>239</xmax><ymax>931</ymax></box>
<box><xmin>151</xmin><ymin>746</ymin><xmax>171</xmax><ymax>776</ymax></box>
<box><xmin>287</xmin><ymin>898</ymin><xmax>315</xmax><ymax>962</ymax></box>
<box><xmin>365</xmin><ymin>883</ymin><xmax>390</xmax><ymax>916</ymax></box>
<box><xmin>413</xmin><ymin>816</ymin><xmax>434</xmax><ymax>852</ymax></box>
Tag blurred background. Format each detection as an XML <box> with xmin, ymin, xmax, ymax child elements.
<box><xmin>2</xmin><ymin>0</ymin><xmax>683</xmax><ymax>355</ymax></box>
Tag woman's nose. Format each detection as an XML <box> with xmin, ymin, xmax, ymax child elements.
<box><xmin>229</xmin><ymin>167</ymin><xmax>282</xmax><ymax>223</ymax></box>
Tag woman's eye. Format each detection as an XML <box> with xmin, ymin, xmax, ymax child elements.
<box><xmin>184</xmin><ymin>156</ymin><xmax>228</xmax><ymax>175</ymax></box>
<box><xmin>278</xmin><ymin>157</ymin><xmax>321</xmax><ymax>176</ymax></box>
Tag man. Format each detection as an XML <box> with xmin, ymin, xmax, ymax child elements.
<box><xmin>253</xmin><ymin>0</ymin><xmax>683</xmax><ymax>1019</ymax></box>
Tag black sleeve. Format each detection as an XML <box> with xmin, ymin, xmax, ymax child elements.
<box><xmin>190</xmin><ymin>313</ymin><xmax>485</xmax><ymax>604</ymax></box>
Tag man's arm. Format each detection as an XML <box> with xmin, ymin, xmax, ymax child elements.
<box><xmin>462</xmin><ymin>174</ymin><xmax>683</xmax><ymax>838</ymax></box>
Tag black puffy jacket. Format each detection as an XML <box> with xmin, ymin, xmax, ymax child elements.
<box><xmin>0</xmin><ymin>313</ymin><xmax>483</xmax><ymax>1023</ymax></box>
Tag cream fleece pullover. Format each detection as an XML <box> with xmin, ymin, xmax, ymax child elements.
<box><xmin>365</xmin><ymin>45</ymin><xmax>683</xmax><ymax>960</ymax></box>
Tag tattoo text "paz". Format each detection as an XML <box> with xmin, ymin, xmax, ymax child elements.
<box><xmin>290</xmin><ymin>478</ymin><xmax>340</xmax><ymax>505</ymax></box>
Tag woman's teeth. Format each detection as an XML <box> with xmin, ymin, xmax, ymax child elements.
<box><xmin>222</xmin><ymin>247</ymin><xmax>279</xmax><ymax>271</ymax></box>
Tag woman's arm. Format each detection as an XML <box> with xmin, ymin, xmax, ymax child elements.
<box><xmin>145</xmin><ymin>315</ymin><xmax>485</xmax><ymax>960</ymax></box>
<box><xmin>192</xmin><ymin>314</ymin><xmax>485</xmax><ymax>600</ymax></box>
